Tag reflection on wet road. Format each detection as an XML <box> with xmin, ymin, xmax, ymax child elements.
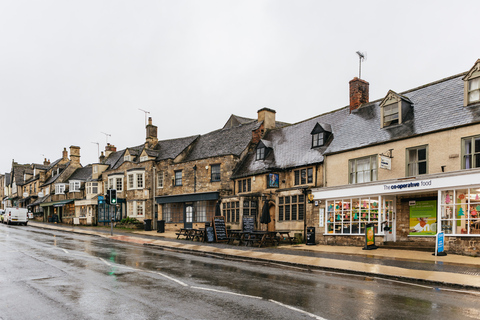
<box><xmin>1</xmin><ymin>224</ymin><xmax>480</xmax><ymax>320</ymax></box>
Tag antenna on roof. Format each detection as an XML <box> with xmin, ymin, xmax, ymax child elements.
<box><xmin>356</xmin><ymin>51</ymin><xmax>366</xmax><ymax>79</ymax></box>
<box><xmin>101</xmin><ymin>132</ymin><xmax>111</xmax><ymax>145</ymax></box>
<box><xmin>138</xmin><ymin>108</ymin><xmax>150</xmax><ymax>126</ymax></box>
<box><xmin>91</xmin><ymin>142</ymin><xmax>100</xmax><ymax>158</ymax></box>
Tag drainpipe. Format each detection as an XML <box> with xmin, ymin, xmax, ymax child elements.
<box><xmin>193</xmin><ymin>165</ymin><xmax>197</xmax><ymax>193</ymax></box>
<box><xmin>152</xmin><ymin>165</ymin><xmax>156</xmax><ymax>230</ymax></box>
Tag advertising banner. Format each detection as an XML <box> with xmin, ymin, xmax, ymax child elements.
<box><xmin>409</xmin><ymin>200</ymin><xmax>437</xmax><ymax>236</ymax></box>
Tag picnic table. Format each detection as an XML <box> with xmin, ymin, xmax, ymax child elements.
<box><xmin>244</xmin><ymin>231</ymin><xmax>279</xmax><ymax>247</ymax></box>
<box><xmin>228</xmin><ymin>230</ymin><xmax>250</xmax><ymax>245</ymax></box>
<box><xmin>176</xmin><ymin>228</ymin><xmax>194</xmax><ymax>240</ymax></box>
<box><xmin>277</xmin><ymin>230</ymin><xmax>296</xmax><ymax>244</ymax></box>
<box><xmin>176</xmin><ymin>228</ymin><xmax>206</xmax><ymax>241</ymax></box>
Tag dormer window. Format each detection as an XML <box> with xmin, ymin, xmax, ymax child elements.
<box><xmin>463</xmin><ymin>59</ymin><xmax>480</xmax><ymax>106</ymax></box>
<box><xmin>256</xmin><ymin>147</ymin><xmax>265</xmax><ymax>160</ymax></box>
<box><xmin>124</xmin><ymin>155</ymin><xmax>131</xmax><ymax>162</ymax></box>
<box><xmin>140</xmin><ymin>155</ymin><xmax>148</xmax><ymax>162</ymax></box>
<box><xmin>311</xmin><ymin>123</ymin><xmax>331</xmax><ymax>148</ymax></box>
<box><xmin>380</xmin><ymin>90</ymin><xmax>412</xmax><ymax>128</ymax></box>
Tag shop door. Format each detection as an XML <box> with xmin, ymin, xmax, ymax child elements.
<box><xmin>383</xmin><ymin>197</ymin><xmax>396</xmax><ymax>242</ymax></box>
<box><xmin>184</xmin><ymin>204</ymin><xmax>193</xmax><ymax>229</ymax></box>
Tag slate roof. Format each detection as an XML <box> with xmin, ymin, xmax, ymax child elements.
<box><xmin>181</xmin><ymin>121</ymin><xmax>262</xmax><ymax>162</ymax></box>
<box><xmin>42</xmin><ymin>163</ymin><xmax>69</xmax><ymax>186</ymax></box>
<box><xmin>232</xmin><ymin>107</ymin><xmax>350</xmax><ymax>178</ymax></box>
<box><xmin>68</xmin><ymin>165</ymin><xmax>92</xmax><ymax>181</ymax></box>
<box><xmin>155</xmin><ymin>135</ymin><xmax>199</xmax><ymax>161</ymax></box>
<box><xmin>325</xmin><ymin>72</ymin><xmax>480</xmax><ymax>154</ymax></box>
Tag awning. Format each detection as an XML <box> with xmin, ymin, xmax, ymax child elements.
<box><xmin>40</xmin><ymin>199</ymin><xmax>74</xmax><ymax>207</ymax></box>
<box><xmin>156</xmin><ymin>192</ymin><xmax>219</xmax><ymax>204</ymax></box>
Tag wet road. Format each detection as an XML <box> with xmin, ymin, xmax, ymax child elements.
<box><xmin>1</xmin><ymin>224</ymin><xmax>480</xmax><ymax>320</ymax></box>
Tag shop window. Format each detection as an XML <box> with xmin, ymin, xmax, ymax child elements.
<box><xmin>349</xmin><ymin>155</ymin><xmax>377</xmax><ymax>184</ymax></box>
<box><xmin>440</xmin><ymin>189</ymin><xmax>480</xmax><ymax>235</ymax></box>
<box><xmin>278</xmin><ymin>195</ymin><xmax>304</xmax><ymax>221</ymax></box>
<box><xmin>462</xmin><ymin>135</ymin><xmax>480</xmax><ymax>169</ymax></box>
<box><xmin>326</xmin><ymin>197</ymin><xmax>379</xmax><ymax>235</ymax></box>
<box><xmin>406</xmin><ymin>146</ymin><xmax>428</xmax><ymax>176</ymax></box>
<box><xmin>294</xmin><ymin>168</ymin><xmax>313</xmax><ymax>185</ymax></box>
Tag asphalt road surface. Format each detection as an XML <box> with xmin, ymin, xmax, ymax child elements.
<box><xmin>1</xmin><ymin>224</ymin><xmax>479</xmax><ymax>320</ymax></box>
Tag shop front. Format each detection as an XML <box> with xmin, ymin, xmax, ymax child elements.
<box><xmin>312</xmin><ymin>170</ymin><xmax>480</xmax><ymax>255</ymax></box>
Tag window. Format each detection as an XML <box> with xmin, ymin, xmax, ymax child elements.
<box><xmin>127</xmin><ymin>171</ymin><xmax>145</xmax><ymax>190</ymax></box>
<box><xmin>116</xmin><ymin>178</ymin><xmax>123</xmax><ymax>191</ymax></box>
<box><xmin>349</xmin><ymin>155</ymin><xmax>377</xmax><ymax>184</ymax></box>
<box><xmin>223</xmin><ymin>201</ymin><xmax>239</xmax><ymax>222</ymax></box>
<box><xmin>93</xmin><ymin>166</ymin><xmax>98</xmax><ymax>173</ymax></box>
<box><xmin>237</xmin><ymin>178</ymin><xmax>251</xmax><ymax>193</ymax></box>
<box><xmin>157</xmin><ymin>171</ymin><xmax>164</xmax><ymax>188</ymax></box>
<box><xmin>140</xmin><ymin>155</ymin><xmax>148</xmax><ymax>162</ymax></box>
<box><xmin>109</xmin><ymin>176</ymin><xmax>123</xmax><ymax>191</ymax></box>
<box><xmin>124</xmin><ymin>155</ymin><xmax>131</xmax><ymax>162</ymax></box>
<box><xmin>407</xmin><ymin>146</ymin><xmax>428</xmax><ymax>176</ymax></box>
<box><xmin>462</xmin><ymin>135</ymin><xmax>480</xmax><ymax>169</ymax></box>
<box><xmin>211</xmin><ymin>164</ymin><xmax>221</xmax><ymax>182</ymax></box>
<box><xmin>294</xmin><ymin>168</ymin><xmax>313</xmax><ymax>185</ymax></box>
<box><xmin>383</xmin><ymin>103</ymin><xmax>399</xmax><ymax>127</ymax></box>
<box><xmin>174</xmin><ymin>170</ymin><xmax>182</xmax><ymax>186</ymax></box>
<box><xmin>440</xmin><ymin>188</ymin><xmax>480</xmax><ymax>236</ymax></box>
<box><xmin>278</xmin><ymin>195</ymin><xmax>305</xmax><ymax>221</ymax></box>
<box><xmin>312</xmin><ymin>133</ymin><xmax>323</xmax><ymax>148</ymax></box>
<box><xmin>69</xmin><ymin>181</ymin><xmax>81</xmax><ymax>192</ymax></box>
<box><xmin>128</xmin><ymin>201</ymin><xmax>144</xmax><ymax>217</ymax></box>
<box><xmin>87</xmin><ymin>182</ymin><xmax>98</xmax><ymax>195</ymax></box>
<box><xmin>55</xmin><ymin>184</ymin><xmax>66</xmax><ymax>194</ymax></box>
<box><xmin>326</xmin><ymin>197</ymin><xmax>380</xmax><ymax>235</ymax></box>
<box><xmin>468</xmin><ymin>78</ymin><xmax>480</xmax><ymax>104</ymax></box>
<box><xmin>256</xmin><ymin>147</ymin><xmax>265</xmax><ymax>160</ymax></box>
<box><xmin>243</xmin><ymin>200</ymin><xmax>257</xmax><ymax>216</ymax></box>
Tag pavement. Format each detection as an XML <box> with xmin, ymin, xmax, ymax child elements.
<box><xmin>27</xmin><ymin>221</ymin><xmax>480</xmax><ymax>290</ymax></box>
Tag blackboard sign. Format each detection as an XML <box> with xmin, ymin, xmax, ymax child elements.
<box><xmin>206</xmin><ymin>226</ymin><xmax>215</xmax><ymax>243</ymax></box>
<box><xmin>213</xmin><ymin>216</ymin><xmax>228</xmax><ymax>242</ymax></box>
<box><xmin>243</xmin><ymin>216</ymin><xmax>255</xmax><ymax>233</ymax></box>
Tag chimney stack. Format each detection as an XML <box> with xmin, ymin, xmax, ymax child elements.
<box><xmin>69</xmin><ymin>146</ymin><xmax>80</xmax><ymax>164</ymax></box>
<box><xmin>349</xmin><ymin>77</ymin><xmax>369</xmax><ymax>112</ymax></box>
<box><xmin>43</xmin><ymin>158</ymin><xmax>50</xmax><ymax>166</ymax></box>
<box><xmin>146</xmin><ymin>117</ymin><xmax>158</xmax><ymax>148</ymax></box>
<box><xmin>105</xmin><ymin>143</ymin><xmax>117</xmax><ymax>157</ymax></box>
<box><xmin>99</xmin><ymin>151</ymin><xmax>105</xmax><ymax>163</ymax></box>
<box><xmin>62</xmin><ymin>147</ymin><xmax>68</xmax><ymax>160</ymax></box>
<box><xmin>257</xmin><ymin>107</ymin><xmax>276</xmax><ymax>131</ymax></box>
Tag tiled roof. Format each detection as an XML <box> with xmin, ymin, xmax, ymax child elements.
<box><xmin>325</xmin><ymin>73</ymin><xmax>480</xmax><ymax>154</ymax></box>
<box><xmin>232</xmin><ymin>107</ymin><xmax>350</xmax><ymax>178</ymax></box>
<box><xmin>155</xmin><ymin>135</ymin><xmax>199</xmax><ymax>161</ymax></box>
<box><xmin>182</xmin><ymin>121</ymin><xmax>262</xmax><ymax>162</ymax></box>
<box><xmin>68</xmin><ymin>165</ymin><xmax>92</xmax><ymax>181</ymax></box>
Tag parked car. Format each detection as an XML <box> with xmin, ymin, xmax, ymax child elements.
<box><xmin>3</xmin><ymin>208</ymin><xmax>28</xmax><ymax>225</ymax></box>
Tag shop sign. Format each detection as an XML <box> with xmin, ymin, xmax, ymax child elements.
<box><xmin>319</xmin><ymin>208</ymin><xmax>324</xmax><ymax>227</ymax></box>
<box><xmin>267</xmin><ymin>173</ymin><xmax>279</xmax><ymax>188</ymax></box>
<box><xmin>409</xmin><ymin>200</ymin><xmax>437</xmax><ymax>236</ymax></box>
<box><xmin>379</xmin><ymin>155</ymin><xmax>391</xmax><ymax>170</ymax></box>
<box><xmin>436</xmin><ymin>232</ymin><xmax>445</xmax><ymax>256</ymax></box>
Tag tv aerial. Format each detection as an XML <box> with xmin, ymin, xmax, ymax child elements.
<box><xmin>356</xmin><ymin>51</ymin><xmax>367</xmax><ymax>79</ymax></box>
<box><xmin>138</xmin><ymin>108</ymin><xmax>150</xmax><ymax>126</ymax></box>
<box><xmin>101</xmin><ymin>132</ymin><xmax>111</xmax><ymax>144</ymax></box>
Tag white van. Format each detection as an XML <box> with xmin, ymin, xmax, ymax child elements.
<box><xmin>3</xmin><ymin>208</ymin><xmax>28</xmax><ymax>225</ymax></box>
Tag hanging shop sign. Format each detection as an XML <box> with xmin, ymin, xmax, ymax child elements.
<box><xmin>379</xmin><ymin>155</ymin><xmax>391</xmax><ymax>170</ymax></box>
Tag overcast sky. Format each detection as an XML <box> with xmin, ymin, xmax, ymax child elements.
<box><xmin>1</xmin><ymin>0</ymin><xmax>479</xmax><ymax>174</ymax></box>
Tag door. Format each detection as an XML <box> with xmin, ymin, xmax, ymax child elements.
<box><xmin>184</xmin><ymin>204</ymin><xmax>193</xmax><ymax>229</ymax></box>
<box><xmin>383</xmin><ymin>196</ymin><xmax>396</xmax><ymax>242</ymax></box>
<box><xmin>267</xmin><ymin>204</ymin><xmax>276</xmax><ymax>232</ymax></box>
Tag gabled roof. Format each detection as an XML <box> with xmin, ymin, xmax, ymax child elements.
<box><xmin>325</xmin><ymin>72</ymin><xmax>478</xmax><ymax>154</ymax></box>
<box><xmin>232</xmin><ymin>107</ymin><xmax>350</xmax><ymax>178</ymax></box>
<box><xmin>155</xmin><ymin>135</ymin><xmax>199</xmax><ymax>161</ymax></box>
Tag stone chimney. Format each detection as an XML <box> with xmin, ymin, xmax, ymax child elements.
<box><xmin>349</xmin><ymin>77</ymin><xmax>369</xmax><ymax>112</ymax></box>
<box><xmin>69</xmin><ymin>146</ymin><xmax>80</xmax><ymax>164</ymax></box>
<box><xmin>99</xmin><ymin>151</ymin><xmax>105</xmax><ymax>163</ymax></box>
<box><xmin>105</xmin><ymin>143</ymin><xmax>117</xmax><ymax>157</ymax></box>
<box><xmin>43</xmin><ymin>158</ymin><xmax>50</xmax><ymax>166</ymax></box>
<box><xmin>39</xmin><ymin>170</ymin><xmax>46</xmax><ymax>184</ymax></box>
<box><xmin>62</xmin><ymin>147</ymin><xmax>68</xmax><ymax>160</ymax></box>
<box><xmin>257</xmin><ymin>107</ymin><xmax>276</xmax><ymax>130</ymax></box>
<box><xmin>146</xmin><ymin>117</ymin><xmax>158</xmax><ymax>148</ymax></box>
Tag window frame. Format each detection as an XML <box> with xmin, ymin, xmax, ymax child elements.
<box><xmin>174</xmin><ymin>170</ymin><xmax>182</xmax><ymax>186</ymax></box>
<box><xmin>382</xmin><ymin>102</ymin><xmax>399</xmax><ymax>127</ymax></box>
<box><xmin>127</xmin><ymin>171</ymin><xmax>145</xmax><ymax>190</ymax></box>
<box><xmin>157</xmin><ymin>171</ymin><xmax>164</xmax><ymax>188</ymax></box>
<box><xmin>349</xmin><ymin>155</ymin><xmax>378</xmax><ymax>184</ymax></box>
<box><xmin>467</xmin><ymin>77</ymin><xmax>480</xmax><ymax>105</ymax></box>
<box><xmin>294</xmin><ymin>168</ymin><xmax>314</xmax><ymax>186</ymax></box>
<box><xmin>406</xmin><ymin>145</ymin><xmax>428</xmax><ymax>177</ymax></box>
<box><xmin>55</xmin><ymin>183</ymin><xmax>66</xmax><ymax>195</ymax></box>
<box><xmin>312</xmin><ymin>132</ymin><xmax>324</xmax><ymax>148</ymax></box>
<box><xmin>211</xmin><ymin>164</ymin><xmax>221</xmax><ymax>182</ymax></box>
<box><xmin>256</xmin><ymin>147</ymin><xmax>265</xmax><ymax>160</ymax></box>
<box><xmin>462</xmin><ymin>135</ymin><xmax>480</xmax><ymax>169</ymax></box>
<box><xmin>69</xmin><ymin>180</ymin><xmax>81</xmax><ymax>192</ymax></box>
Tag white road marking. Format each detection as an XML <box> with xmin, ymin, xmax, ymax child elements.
<box><xmin>190</xmin><ymin>286</ymin><xmax>262</xmax><ymax>299</ymax></box>
<box><xmin>269</xmin><ymin>299</ymin><xmax>328</xmax><ymax>320</ymax></box>
<box><xmin>155</xmin><ymin>271</ymin><xmax>188</xmax><ymax>287</ymax></box>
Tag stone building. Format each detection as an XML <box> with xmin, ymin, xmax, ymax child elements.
<box><xmin>312</xmin><ymin>59</ymin><xmax>480</xmax><ymax>256</ymax></box>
